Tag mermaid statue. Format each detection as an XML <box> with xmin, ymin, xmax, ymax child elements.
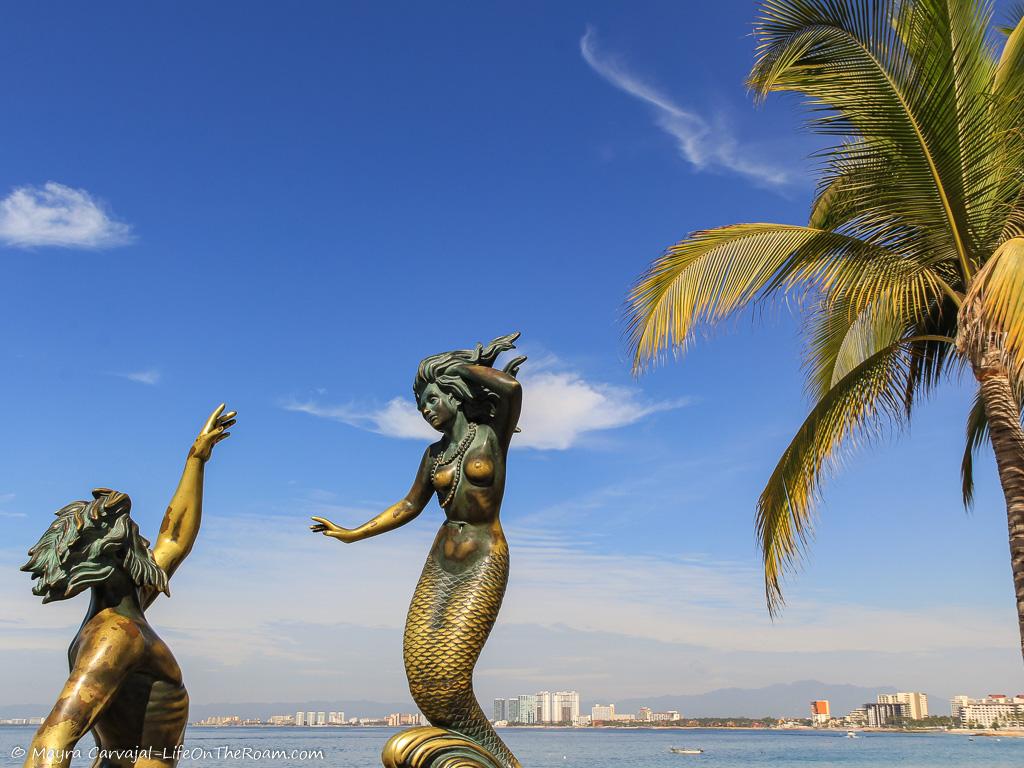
<box><xmin>311</xmin><ymin>333</ymin><xmax>525</xmax><ymax>768</ymax></box>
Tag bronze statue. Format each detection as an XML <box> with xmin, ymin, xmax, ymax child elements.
<box><xmin>21</xmin><ymin>405</ymin><xmax>236</xmax><ymax>768</ymax></box>
<box><xmin>311</xmin><ymin>333</ymin><xmax>525</xmax><ymax>768</ymax></box>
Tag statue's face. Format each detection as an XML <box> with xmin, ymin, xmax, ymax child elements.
<box><xmin>23</xmin><ymin>490</ymin><xmax>168</xmax><ymax>603</ymax></box>
<box><xmin>418</xmin><ymin>383</ymin><xmax>458</xmax><ymax>432</ymax></box>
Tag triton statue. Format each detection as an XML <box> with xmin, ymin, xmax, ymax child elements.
<box><xmin>311</xmin><ymin>333</ymin><xmax>525</xmax><ymax>768</ymax></box>
<box><xmin>21</xmin><ymin>405</ymin><xmax>236</xmax><ymax>768</ymax></box>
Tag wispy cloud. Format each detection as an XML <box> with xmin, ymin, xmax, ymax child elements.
<box><xmin>283</xmin><ymin>366</ymin><xmax>687</xmax><ymax>450</ymax></box>
<box><xmin>111</xmin><ymin>369</ymin><xmax>161</xmax><ymax>386</ymax></box>
<box><xmin>0</xmin><ymin>182</ymin><xmax>133</xmax><ymax>249</ymax></box>
<box><xmin>580</xmin><ymin>27</ymin><xmax>790</xmax><ymax>187</ymax></box>
<box><xmin>0</xmin><ymin>493</ymin><xmax>22</xmax><ymax>518</ymax></box>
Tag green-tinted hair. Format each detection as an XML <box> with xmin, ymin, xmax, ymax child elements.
<box><xmin>413</xmin><ymin>333</ymin><xmax>519</xmax><ymax>423</ymax></box>
<box><xmin>22</xmin><ymin>489</ymin><xmax>168</xmax><ymax>604</ymax></box>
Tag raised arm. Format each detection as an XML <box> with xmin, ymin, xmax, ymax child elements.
<box><xmin>310</xmin><ymin>447</ymin><xmax>434</xmax><ymax>543</ymax></box>
<box><xmin>456</xmin><ymin>361</ymin><xmax>524</xmax><ymax>452</ymax></box>
<box><xmin>25</xmin><ymin>618</ymin><xmax>143</xmax><ymax>768</ymax></box>
<box><xmin>147</xmin><ymin>405</ymin><xmax>235</xmax><ymax>602</ymax></box>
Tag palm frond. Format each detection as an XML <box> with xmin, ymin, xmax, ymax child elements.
<box><xmin>961</xmin><ymin>388</ymin><xmax>989</xmax><ymax>509</ymax></box>
<box><xmin>758</xmin><ymin>337</ymin><xmax>915</xmax><ymax>615</ymax></box>
<box><xmin>991</xmin><ymin>15</ymin><xmax>1024</xmax><ymax>245</ymax></box>
<box><xmin>802</xmin><ymin>296</ymin><xmax>904</xmax><ymax>402</ymax></box>
<box><xmin>749</xmin><ymin>0</ymin><xmax>1001</xmax><ymax>280</ymax></box>
<box><xmin>626</xmin><ymin>223</ymin><xmax>942</xmax><ymax>371</ymax></box>
<box><xmin>996</xmin><ymin>3</ymin><xmax>1024</xmax><ymax>35</ymax></box>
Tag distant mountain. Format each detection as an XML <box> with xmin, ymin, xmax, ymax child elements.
<box><xmin>599</xmin><ymin>680</ymin><xmax>901</xmax><ymax>719</ymax></box>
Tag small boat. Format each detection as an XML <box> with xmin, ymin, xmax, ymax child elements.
<box><xmin>846</xmin><ymin>732</ymin><xmax>858</xmax><ymax>738</ymax></box>
<box><xmin>669</xmin><ymin>747</ymin><xmax>704</xmax><ymax>754</ymax></box>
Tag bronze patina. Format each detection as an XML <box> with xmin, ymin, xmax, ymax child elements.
<box><xmin>311</xmin><ymin>333</ymin><xmax>525</xmax><ymax>768</ymax></box>
<box><xmin>21</xmin><ymin>405</ymin><xmax>236</xmax><ymax>768</ymax></box>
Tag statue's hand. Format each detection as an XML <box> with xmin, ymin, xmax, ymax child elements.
<box><xmin>502</xmin><ymin>355</ymin><xmax>527</xmax><ymax>378</ymax></box>
<box><xmin>310</xmin><ymin>517</ymin><xmax>355</xmax><ymax>543</ymax></box>
<box><xmin>191</xmin><ymin>404</ymin><xmax>237</xmax><ymax>462</ymax></box>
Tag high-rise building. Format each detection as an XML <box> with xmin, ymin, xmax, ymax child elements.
<box><xmin>517</xmin><ymin>695</ymin><xmax>537</xmax><ymax>725</ymax></box>
<box><xmin>507</xmin><ymin>697</ymin><xmax>520</xmax><ymax>724</ymax></box>
<box><xmin>493</xmin><ymin>698</ymin><xmax>507</xmax><ymax>722</ymax></box>
<box><xmin>810</xmin><ymin>700</ymin><xmax>831</xmax><ymax>725</ymax></box>
<box><xmin>591</xmin><ymin>704</ymin><xmax>615</xmax><ymax>723</ymax></box>
<box><xmin>535</xmin><ymin>691</ymin><xmax>552</xmax><ymax>723</ymax></box>
<box><xmin>637</xmin><ymin>707</ymin><xmax>652</xmax><ymax>722</ymax></box>
<box><xmin>295</xmin><ymin>711</ymin><xmax>304</xmax><ymax>727</ymax></box>
<box><xmin>865</xmin><ymin>702</ymin><xmax>910</xmax><ymax>727</ymax></box>
<box><xmin>553</xmin><ymin>691</ymin><xmax>580</xmax><ymax>724</ymax></box>
<box><xmin>877</xmin><ymin>692</ymin><xmax>928</xmax><ymax>720</ymax></box>
<box><xmin>950</xmin><ymin>695</ymin><xmax>971</xmax><ymax>719</ymax></box>
<box><xmin>316</xmin><ymin>712</ymin><xmax>326</xmax><ymax>726</ymax></box>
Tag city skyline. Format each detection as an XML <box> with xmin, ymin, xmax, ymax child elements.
<box><xmin>2</xmin><ymin>0</ymin><xmax>1023</xmax><ymax>710</ymax></box>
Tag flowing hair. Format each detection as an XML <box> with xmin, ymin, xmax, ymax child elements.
<box><xmin>414</xmin><ymin>333</ymin><xmax>519</xmax><ymax>424</ymax></box>
<box><xmin>22</xmin><ymin>489</ymin><xmax>168</xmax><ymax>603</ymax></box>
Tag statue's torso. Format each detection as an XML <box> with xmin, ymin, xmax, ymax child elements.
<box><xmin>70</xmin><ymin>612</ymin><xmax>188</xmax><ymax>767</ymax></box>
<box><xmin>430</xmin><ymin>424</ymin><xmax>507</xmax><ymax>571</ymax></box>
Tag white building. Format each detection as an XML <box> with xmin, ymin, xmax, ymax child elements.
<box><xmin>316</xmin><ymin>711</ymin><xmax>326</xmax><ymax>726</ymax></box>
<box><xmin>517</xmin><ymin>695</ymin><xmax>537</xmax><ymax>725</ymax></box>
<box><xmin>591</xmin><ymin>704</ymin><xmax>615</xmax><ymax>722</ymax></box>
<box><xmin>651</xmin><ymin>711</ymin><xmax>681</xmax><ymax>722</ymax></box>
<box><xmin>553</xmin><ymin>691</ymin><xmax>580</xmax><ymax>724</ymax></box>
<box><xmin>950</xmin><ymin>695</ymin><xmax>971</xmax><ymax>719</ymax></box>
<box><xmin>306</xmin><ymin>711</ymin><xmax>317</xmax><ymax>727</ymax></box>
<box><xmin>954</xmin><ymin>695</ymin><xmax>1024</xmax><ymax>728</ymax></box>
<box><xmin>295</xmin><ymin>711</ymin><xmax>304</xmax><ymax>726</ymax></box>
<box><xmin>535</xmin><ymin>691</ymin><xmax>552</xmax><ymax>723</ymax></box>
<box><xmin>877</xmin><ymin>692</ymin><xmax>928</xmax><ymax>720</ymax></box>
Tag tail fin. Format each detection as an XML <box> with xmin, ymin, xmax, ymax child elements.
<box><xmin>381</xmin><ymin>726</ymin><xmax>521</xmax><ymax>768</ymax></box>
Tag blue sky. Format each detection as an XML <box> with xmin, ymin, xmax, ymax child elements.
<box><xmin>1</xmin><ymin>1</ymin><xmax>1022</xmax><ymax>711</ymax></box>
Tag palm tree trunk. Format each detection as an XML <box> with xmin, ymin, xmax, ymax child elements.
<box><xmin>974</xmin><ymin>351</ymin><xmax>1024</xmax><ymax>663</ymax></box>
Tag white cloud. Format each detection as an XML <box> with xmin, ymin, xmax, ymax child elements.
<box><xmin>284</xmin><ymin>396</ymin><xmax>432</xmax><ymax>440</ymax></box>
<box><xmin>282</xmin><ymin>367</ymin><xmax>686</xmax><ymax>450</ymax></box>
<box><xmin>112</xmin><ymin>369</ymin><xmax>161</xmax><ymax>386</ymax></box>
<box><xmin>519</xmin><ymin>371</ymin><xmax>685</xmax><ymax>449</ymax></box>
<box><xmin>0</xmin><ymin>182</ymin><xmax>133</xmax><ymax>249</ymax></box>
<box><xmin>580</xmin><ymin>27</ymin><xmax>790</xmax><ymax>187</ymax></box>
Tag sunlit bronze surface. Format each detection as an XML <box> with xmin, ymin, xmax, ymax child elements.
<box><xmin>22</xmin><ymin>405</ymin><xmax>235</xmax><ymax>768</ymax></box>
<box><xmin>312</xmin><ymin>334</ymin><xmax>525</xmax><ymax>768</ymax></box>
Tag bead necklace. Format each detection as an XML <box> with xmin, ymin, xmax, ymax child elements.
<box><xmin>430</xmin><ymin>422</ymin><xmax>477</xmax><ymax>508</ymax></box>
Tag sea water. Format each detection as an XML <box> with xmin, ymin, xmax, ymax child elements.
<box><xmin>1</xmin><ymin>725</ymin><xmax>1021</xmax><ymax>767</ymax></box>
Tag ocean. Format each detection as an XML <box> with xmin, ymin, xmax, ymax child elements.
<box><xmin>1</xmin><ymin>725</ymin><xmax>1021</xmax><ymax>767</ymax></box>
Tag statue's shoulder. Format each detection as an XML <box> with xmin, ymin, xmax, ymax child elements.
<box><xmin>75</xmin><ymin>611</ymin><xmax>147</xmax><ymax>663</ymax></box>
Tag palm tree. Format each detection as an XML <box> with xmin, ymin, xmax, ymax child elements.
<box><xmin>626</xmin><ymin>0</ymin><xmax>1024</xmax><ymax>659</ymax></box>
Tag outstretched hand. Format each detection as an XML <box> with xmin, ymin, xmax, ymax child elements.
<box><xmin>191</xmin><ymin>404</ymin><xmax>236</xmax><ymax>462</ymax></box>
<box><xmin>310</xmin><ymin>516</ymin><xmax>355</xmax><ymax>543</ymax></box>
